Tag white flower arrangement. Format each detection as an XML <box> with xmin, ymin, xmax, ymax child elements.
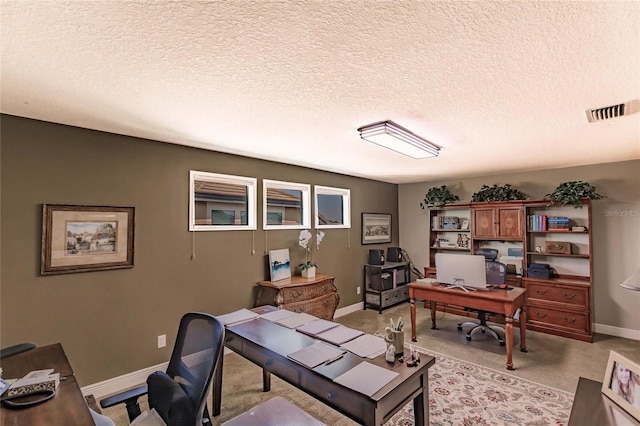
<box><xmin>298</xmin><ymin>230</ymin><xmax>325</xmax><ymax>270</ymax></box>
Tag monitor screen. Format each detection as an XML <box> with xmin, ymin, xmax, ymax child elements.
<box><xmin>435</xmin><ymin>253</ymin><xmax>487</xmax><ymax>289</ymax></box>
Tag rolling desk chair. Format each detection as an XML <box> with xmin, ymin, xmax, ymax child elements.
<box><xmin>100</xmin><ymin>312</ymin><xmax>224</xmax><ymax>426</ymax></box>
<box><xmin>458</xmin><ymin>249</ymin><xmax>508</xmax><ymax>345</ymax></box>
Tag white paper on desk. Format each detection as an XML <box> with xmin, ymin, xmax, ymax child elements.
<box><xmin>340</xmin><ymin>334</ymin><xmax>387</xmax><ymax>358</ymax></box>
<box><xmin>217</xmin><ymin>308</ymin><xmax>259</xmax><ymax>325</ymax></box>
<box><xmin>333</xmin><ymin>362</ymin><xmax>398</xmax><ymax>397</ymax></box>
<box><xmin>296</xmin><ymin>319</ymin><xmax>340</xmax><ymax>336</ymax></box>
<box><xmin>22</xmin><ymin>369</ymin><xmax>54</xmax><ymax>379</ymax></box>
<box><xmin>287</xmin><ymin>342</ymin><xmax>346</xmax><ymax>369</ymax></box>
<box><xmin>259</xmin><ymin>309</ymin><xmax>297</xmax><ymax>322</ymax></box>
<box><xmin>315</xmin><ymin>325</ymin><xmax>364</xmax><ymax>345</ymax></box>
<box><xmin>275</xmin><ymin>312</ymin><xmax>317</xmax><ymax>329</ymax></box>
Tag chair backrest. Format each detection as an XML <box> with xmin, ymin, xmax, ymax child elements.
<box><xmin>149</xmin><ymin>312</ymin><xmax>224</xmax><ymax>426</ymax></box>
<box><xmin>486</xmin><ymin>261</ymin><xmax>507</xmax><ymax>285</ymax></box>
<box><xmin>475</xmin><ymin>248</ymin><xmax>498</xmax><ymax>261</ymax></box>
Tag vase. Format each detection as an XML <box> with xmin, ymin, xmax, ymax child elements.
<box><xmin>302</xmin><ymin>266</ymin><xmax>316</xmax><ymax>278</ymax></box>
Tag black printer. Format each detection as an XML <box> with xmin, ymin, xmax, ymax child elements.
<box><xmin>528</xmin><ymin>263</ymin><xmax>551</xmax><ymax>279</ymax></box>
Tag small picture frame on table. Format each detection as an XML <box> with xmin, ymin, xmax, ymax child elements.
<box><xmin>601</xmin><ymin>350</ymin><xmax>640</xmax><ymax>422</ymax></box>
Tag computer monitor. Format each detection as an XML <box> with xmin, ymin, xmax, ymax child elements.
<box><xmin>435</xmin><ymin>253</ymin><xmax>488</xmax><ymax>291</ymax></box>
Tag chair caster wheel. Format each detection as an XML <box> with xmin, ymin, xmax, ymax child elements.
<box><xmin>466</xmin><ymin>336</ymin><xmax>471</xmax><ymax>341</ymax></box>
<box><xmin>500</xmin><ymin>342</ymin><xmax>505</xmax><ymax>346</ymax></box>
<box><xmin>457</xmin><ymin>326</ymin><xmax>462</xmax><ymax>331</ymax></box>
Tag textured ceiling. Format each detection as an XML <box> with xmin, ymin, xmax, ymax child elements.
<box><xmin>1</xmin><ymin>1</ymin><xmax>639</xmax><ymax>184</ymax></box>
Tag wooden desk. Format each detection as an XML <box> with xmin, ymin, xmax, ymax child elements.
<box><xmin>568</xmin><ymin>377</ymin><xmax>640</xmax><ymax>426</ymax></box>
<box><xmin>409</xmin><ymin>282</ymin><xmax>528</xmax><ymax>370</ymax></box>
<box><xmin>214</xmin><ymin>312</ymin><xmax>435</xmax><ymax>426</ymax></box>
<box><xmin>0</xmin><ymin>343</ymin><xmax>94</xmax><ymax>426</ymax></box>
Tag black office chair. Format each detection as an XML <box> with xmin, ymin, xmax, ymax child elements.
<box><xmin>458</xmin><ymin>259</ymin><xmax>507</xmax><ymax>346</ymax></box>
<box><xmin>100</xmin><ymin>312</ymin><xmax>225</xmax><ymax>426</ymax></box>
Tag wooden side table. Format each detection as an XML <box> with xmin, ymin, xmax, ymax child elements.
<box><xmin>255</xmin><ymin>274</ymin><xmax>339</xmax><ymax>320</ymax></box>
<box><xmin>568</xmin><ymin>377</ymin><xmax>640</xmax><ymax>425</ymax></box>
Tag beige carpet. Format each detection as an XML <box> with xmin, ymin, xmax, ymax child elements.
<box><xmin>101</xmin><ymin>303</ymin><xmax>639</xmax><ymax>425</ymax></box>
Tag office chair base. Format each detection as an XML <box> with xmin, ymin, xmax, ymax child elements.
<box><xmin>459</xmin><ymin>322</ymin><xmax>505</xmax><ymax>345</ymax></box>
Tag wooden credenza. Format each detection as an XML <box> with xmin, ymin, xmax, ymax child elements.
<box><xmin>255</xmin><ymin>274</ymin><xmax>339</xmax><ymax>320</ymax></box>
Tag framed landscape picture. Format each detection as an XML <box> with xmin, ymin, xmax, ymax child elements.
<box><xmin>361</xmin><ymin>213</ymin><xmax>392</xmax><ymax>245</ymax></box>
<box><xmin>41</xmin><ymin>204</ymin><xmax>135</xmax><ymax>275</ymax></box>
<box><xmin>601</xmin><ymin>350</ymin><xmax>640</xmax><ymax>422</ymax></box>
<box><xmin>268</xmin><ymin>248</ymin><xmax>291</xmax><ymax>281</ymax></box>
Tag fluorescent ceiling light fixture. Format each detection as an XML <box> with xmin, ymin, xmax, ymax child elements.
<box><xmin>358</xmin><ymin>120</ymin><xmax>441</xmax><ymax>159</ymax></box>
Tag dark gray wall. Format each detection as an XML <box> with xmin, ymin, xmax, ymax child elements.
<box><xmin>0</xmin><ymin>115</ymin><xmax>399</xmax><ymax>385</ymax></box>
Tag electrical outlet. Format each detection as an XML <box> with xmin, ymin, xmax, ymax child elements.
<box><xmin>356</xmin><ymin>286</ymin><xmax>361</xmax><ymax>295</ymax></box>
<box><xmin>157</xmin><ymin>334</ymin><xmax>166</xmax><ymax>349</ymax></box>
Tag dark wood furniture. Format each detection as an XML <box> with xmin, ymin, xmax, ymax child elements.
<box><xmin>0</xmin><ymin>343</ymin><xmax>94</xmax><ymax>426</ymax></box>
<box><xmin>425</xmin><ymin>199</ymin><xmax>594</xmax><ymax>342</ymax></box>
<box><xmin>255</xmin><ymin>274</ymin><xmax>339</xmax><ymax>320</ymax></box>
<box><xmin>568</xmin><ymin>377</ymin><xmax>640</xmax><ymax>426</ymax></box>
<box><xmin>363</xmin><ymin>261</ymin><xmax>411</xmax><ymax>313</ymax></box>
<box><xmin>214</xmin><ymin>309</ymin><xmax>436</xmax><ymax>426</ymax></box>
<box><xmin>409</xmin><ymin>282</ymin><xmax>527</xmax><ymax>370</ymax></box>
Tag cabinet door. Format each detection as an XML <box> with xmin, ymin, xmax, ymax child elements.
<box><xmin>497</xmin><ymin>207</ymin><xmax>523</xmax><ymax>239</ymax></box>
<box><xmin>472</xmin><ymin>208</ymin><xmax>496</xmax><ymax>238</ymax></box>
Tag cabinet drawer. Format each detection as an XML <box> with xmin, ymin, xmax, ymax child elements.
<box><xmin>366</xmin><ymin>286</ymin><xmax>408</xmax><ymax>308</ymax></box>
<box><xmin>279</xmin><ymin>278</ymin><xmax>335</xmax><ymax>304</ymax></box>
<box><xmin>528</xmin><ymin>305</ymin><xmax>589</xmax><ymax>333</ymax></box>
<box><xmin>526</xmin><ymin>281</ymin><xmax>588</xmax><ymax>309</ymax></box>
<box><xmin>283</xmin><ymin>293</ymin><xmax>338</xmax><ymax>320</ymax></box>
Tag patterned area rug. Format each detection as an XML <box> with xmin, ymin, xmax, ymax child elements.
<box><xmin>388</xmin><ymin>345</ymin><xmax>574</xmax><ymax>426</ymax></box>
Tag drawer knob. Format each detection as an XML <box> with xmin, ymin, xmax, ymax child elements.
<box><xmin>564</xmin><ymin>317</ymin><xmax>577</xmax><ymax>324</ymax></box>
<box><xmin>264</xmin><ymin>359</ymin><xmax>273</xmax><ymax>367</ymax></box>
<box><xmin>326</xmin><ymin>392</ymin><xmax>334</xmax><ymax>400</ymax></box>
<box><xmin>564</xmin><ymin>293</ymin><xmax>576</xmax><ymax>300</ymax></box>
<box><xmin>536</xmin><ymin>289</ymin><xmax>548</xmax><ymax>295</ymax></box>
<box><xmin>535</xmin><ymin>312</ymin><xmax>547</xmax><ymax>318</ymax></box>
<box><xmin>323</xmin><ymin>300</ymin><xmax>330</xmax><ymax>307</ymax></box>
<box><xmin>321</xmin><ymin>285</ymin><xmax>328</xmax><ymax>292</ymax></box>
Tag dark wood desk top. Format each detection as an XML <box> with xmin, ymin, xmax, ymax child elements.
<box><xmin>568</xmin><ymin>377</ymin><xmax>640</xmax><ymax>426</ymax></box>
<box><xmin>0</xmin><ymin>343</ymin><xmax>94</xmax><ymax>426</ymax></box>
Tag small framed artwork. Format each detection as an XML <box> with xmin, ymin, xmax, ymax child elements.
<box><xmin>461</xmin><ymin>219</ymin><xmax>470</xmax><ymax>230</ymax></box>
<box><xmin>601</xmin><ymin>350</ymin><xmax>640</xmax><ymax>422</ymax></box>
<box><xmin>41</xmin><ymin>204</ymin><xmax>135</xmax><ymax>275</ymax></box>
<box><xmin>361</xmin><ymin>213</ymin><xmax>392</xmax><ymax>245</ymax></box>
<box><xmin>268</xmin><ymin>248</ymin><xmax>291</xmax><ymax>281</ymax></box>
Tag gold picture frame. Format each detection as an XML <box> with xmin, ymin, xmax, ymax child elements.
<box><xmin>41</xmin><ymin>204</ymin><xmax>135</xmax><ymax>275</ymax></box>
<box><xmin>601</xmin><ymin>350</ymin><xmax>640</xmax><ymax>422</ymax></box>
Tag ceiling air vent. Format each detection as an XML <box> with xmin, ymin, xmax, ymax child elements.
<box><xmin>586</xmin><ymin>100</ymin><xmax>639</xmax><ymax>123</ymax></box>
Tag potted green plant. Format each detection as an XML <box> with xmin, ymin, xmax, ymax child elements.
<box><xmin>420</xmin><ymin>185</ymin><xmax>460</xmax><ymax>208</ymax></box>
<box><xmin>298</xmin><ymin>230</ymin><xmax>325</xmax><ymax>277</ymax></box>
<box><xmin>545</xmin><ymin>181</ymin><xmax>606</xmax><ymax>208</ymax></box>
<box><xmin>471</xmin><ymin>184</ymin><xmax>527</xmax><ymax>203</ymax></box>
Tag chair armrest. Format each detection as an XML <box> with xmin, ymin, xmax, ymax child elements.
<box><xmin>100</xmin><ymin>384</ymin><xmax>148</xmax><ymax>421</ymax></box>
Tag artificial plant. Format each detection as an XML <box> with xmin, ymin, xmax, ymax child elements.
<box><xmin>419</xmin><ymin>185</ymin><xmax>460</xmax><ymax>208</ymax></box>
<box><xmin>545</xmin><ymin>181</ymin><xmax>606</xmax><ymax>208</ymax></box>
<box><xmin>471</xmin><ymin>184</ymin><xmax>527</xmax><ymax>203</ymax></box>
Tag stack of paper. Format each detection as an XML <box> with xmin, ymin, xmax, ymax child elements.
<box><xmin>333</xmin><ymin>362</ymin><xmax>398</xmax><ymax>396</ymax></box>
<box><xmin>340</xmin><ymin>334</ymin><xmax>387</xmax><ymax>358</ymax></box>
<box><xmin>314</xmin><ymin>325</ymin><xmax>364</xmax><ymax>346</ymax></box>
<box><xmin>287</xmin><ymin>342</ymin><xmax>346</xmax><ymax>369</ymax></box>
<box><xmin>296</xmin><ymin>319</ymin><xmax>339</xmax><ymax>337</ymax></box>
<box><xmin>275</xmin><ymin>312</ymin><xmax>317</xmax><ymax>329</ymax></box>
<box><xmin>217</xmin><ymin>308</ymin><xmax>259</xmax><ymax>326</ymax></box>
<box><xmin>259</xmin><ymin>309</ymin><xmax>296</xmax><ymax>322</ymax></box>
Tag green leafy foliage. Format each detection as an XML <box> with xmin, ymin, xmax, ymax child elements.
<box><xmin>545</xmin><ymin>181</ymin><xmax>605</xmax><ymax>208</ymax></box>
<box><xmin>420</xmin><ymin>185</ymin><xmax>460</xmax><ymax>208</ymax></box>
<box><xmin>471</xmin><ymin>184</ymin><xmax>527</xmax><ymax>203</ymax></box>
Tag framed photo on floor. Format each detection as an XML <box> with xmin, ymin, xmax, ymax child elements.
<box><xmin>601</xmin><ymin>350</ymin><xmax>640</xmax><ymax>422</ymax></box>
<box><xmin>41</xmin><ymin>204</ymin><xmax>135</xmax><ymax>275</ymax></box>
<box><xmin>361</xmin><ymin>213</ymin><xmax>392</xmax><ymax>245</ymax></box>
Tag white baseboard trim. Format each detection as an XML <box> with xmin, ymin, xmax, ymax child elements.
<box><xmin>595</xmin><ymin>323</ymin><xmax>640</xmax><ymax>341</ymax></box>
<box><xmin>81</xmin><ymin>361</ymin><xmax>168</xmax><ymax>399</ymax></box>
<box><xmin>334</xmin><ymin>302</ymin><xmax>363</xmax><ymax>318</ymax></box>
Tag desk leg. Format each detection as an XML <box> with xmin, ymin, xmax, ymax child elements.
<box><xmin>410</xmin><ymin>297</ymin><xmax>417</xmax><ymax>342</ymax></box>
<box><xmin>505</xmin><ymin>316</ymin><xmax>515</xmax><ymax>370</ymax></box>
<box><xmin>412</xmin><ymin>372</ymin><xmax>428</xmax><ymax>426</ymax></box>
<box><xmin>520</xmin><ymin>306</ymin><xmax>528</xmax><ymax>353</ymax></box>
<box><xmin>213</xmin><ymin>350</ymin><xmax>223</xmax><ymax>416</ymax></box>
<box><xmin>430</xmin><ymin>301</ymin><xmax>438</xmax><ymax>330</ymax></box>
<box><xmin>262</xmin><ymin>368</ymin><xmax>271</xmax><ymax>392</ymax></box>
